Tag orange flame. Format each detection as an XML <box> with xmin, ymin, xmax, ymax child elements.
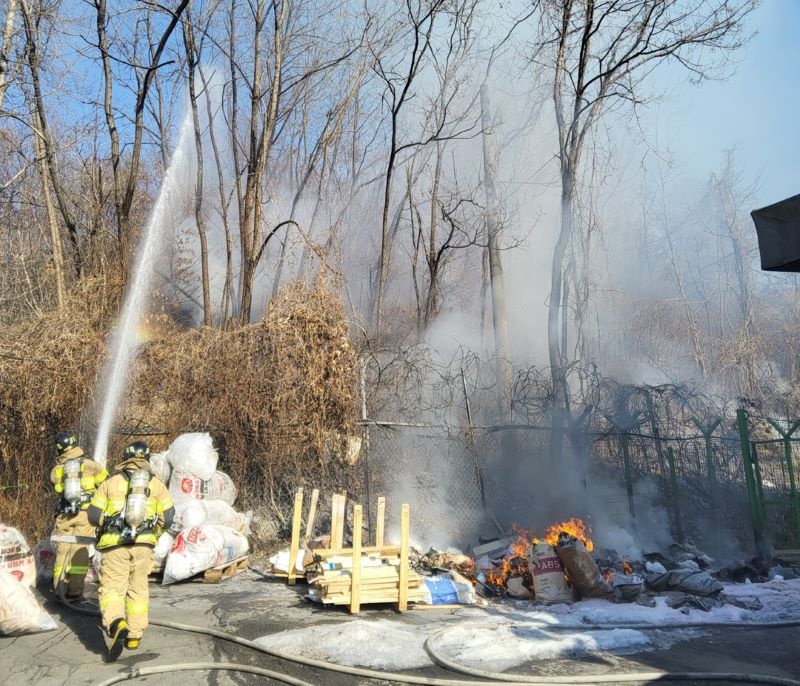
<box><xmin>542</xmin><ymin>517</ymin><xmax>594</xmax><ymax>552</ymax></box>
<box><xmin>623</xmin><ymin>560</ymin><xmax>633</xmax><ymax>575</ymax></box>
<box><xmin>478</xmin><ymin>518</ymin><xmax>593</xmax><ymax>589</ymax></box>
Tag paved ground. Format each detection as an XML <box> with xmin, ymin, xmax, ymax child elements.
<box><xmin>2</xmin><ymin>570</ymin><xmax>800</xmax><ymax>686</ymax></box>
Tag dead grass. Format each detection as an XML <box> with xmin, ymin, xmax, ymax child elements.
<box><xmin>0</xmin><ymin>278</ymin><xmax>360</xmax><ymax>544</ymax></box>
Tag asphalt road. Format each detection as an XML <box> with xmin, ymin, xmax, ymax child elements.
<box><xmin>2</xmin><ymin>572</ymin><xmax>799</xmax><ymax>686</ymax></box>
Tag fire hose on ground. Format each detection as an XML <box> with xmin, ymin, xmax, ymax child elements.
<box><xmin>56</xmin><ymin>593</ymin><xmax>800</xmax><ymax>686</ymax></box>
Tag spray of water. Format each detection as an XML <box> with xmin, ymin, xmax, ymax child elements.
<box><xmin>93</xmin><ymin>110</ymin><xmax>195</xmax><ymax>466</ymax></box>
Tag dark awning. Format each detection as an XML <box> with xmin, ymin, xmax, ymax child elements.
<box><xmin>751</xmin><ymin>193</ymin><xmax>800</xmax><ymax>272</ymax></box>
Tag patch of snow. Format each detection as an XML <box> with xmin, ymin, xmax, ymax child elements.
<box><xmin>254</xmin><ymin>619</ymin><xmax>434</xmax><ymax>670</ymax></box>
<box><xmin>434</xmin><ymin>623</ymin><xmax>652</xmax><ymax>672</ymax></box>
<box><xmin>252</xmin><ymin>579</ymin><xmax>800</xmax><ymax>672</ymax></box>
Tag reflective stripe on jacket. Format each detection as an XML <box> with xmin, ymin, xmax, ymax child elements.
<box><xmin>50</xmin><ymin>448</ymin><xmax>109</xmax><ymax>510</ymax></box>
<box><xmin>90</xmin><ymin>465</ymin><xmax>173</xmax><ymax>550</ymax></box>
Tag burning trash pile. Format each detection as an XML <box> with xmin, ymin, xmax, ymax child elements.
<box><xmin>456</xmin><ymin>518</ymin><xmax>758</xmax><ymax>611</ymax></box>
<box><xmin>145</xmin><ymin>433</ymin><xmax>251</xmax><ymax>584</ymax></box>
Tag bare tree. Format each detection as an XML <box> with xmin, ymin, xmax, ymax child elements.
<box><xmin>533</xmin><ymin>0</ymin><xmax>754</xmax><ymax>413</ymax></box>
<box><xmin>183</xmin><ymin>8</ymin><xmax>212</xmax><ymax>326</ymax></box>
<box><xmin>94</xmin><ymin>0</ymin><xmax>189</xmax><ymax>269</ymax></box>
<box><xmin>0</xmin><ymin>0</ymin><xmax>18</xmax><ymax>109</ymax></box>
<box><xmin>371</xmin><ymin>0</ymin><xmax>446</xmax><ymax>331</ymax></box>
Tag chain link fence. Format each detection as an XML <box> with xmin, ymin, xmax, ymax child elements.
<box><xmin>362</xmin><ymin>414</ymin><xmax>800</xmax><ymax>556</ymax></box>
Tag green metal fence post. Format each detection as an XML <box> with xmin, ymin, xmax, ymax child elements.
<box><xmin>666</xmin><ymin>447</ymin><xmax>684</xmax><ymax>543</ymax></box>
<box><xmin>737</xmin><ymin>409</ymin><xmax>769</xmax><ymax>557</ymax></box>
<box><xmin>751</xmin><ymin>441</ymin><xmax>766</xmax><ymax>522</ymax></box>
<box><xmin>692</xmin><ymin>416</ymin><xmax>722</xmax><ymax>535</ymax></box>
<box><xmin>767</xmin><ymin>418</ymin><xmax>800</xmax><ymax>547</ymax></box>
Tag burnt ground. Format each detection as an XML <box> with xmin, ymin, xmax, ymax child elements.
<box><xmin>2</xmin><ymin>571</ymin><xmax>799</xmax><ymax>686</ymax></box>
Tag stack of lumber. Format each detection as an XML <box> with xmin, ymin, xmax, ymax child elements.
<box><xmin>284</xmin><ymin>489</ymin><xmax>418</xmax><ymax>613</ymax></box>
<box><xmin>307</xmin><ymin>546</ymin><xmax>427</xmax><ymax>605</ymax></box>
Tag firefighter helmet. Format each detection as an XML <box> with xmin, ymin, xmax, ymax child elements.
<box><xmin>55</xmin><ymin>431</ymin><xmax>78</xmax><ymax>455</ymax></box>
<box><xmin>123</xmin><ymin>441</ymin><xmax>150</xmax><ymax>460</ymax></box>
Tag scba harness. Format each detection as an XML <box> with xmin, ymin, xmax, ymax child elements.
<box><xmin>59</xmin><ymin>457</ymin><xmax>92</xmax><ymax>515</ymax></box>
<box><xmin>100</xmin><ymin>470</ymin><xmax>158</xmax><ymax>546</ymax></box>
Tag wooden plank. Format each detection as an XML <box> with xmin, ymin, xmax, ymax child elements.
<box><xmin>303</xmin><ymin>488</ymin><xmax>320</xmax><ymax>545</ymax></box>
<box><xmin>311</xmin><ymin>544</ymin><xmax>401</xmax><ymax>558</ymax></box>
<box><xmin>333</xmin><ymin>492</ymin><xmax>346</xmax><ymax>549</ymax></box>
<box><xmin>330</xmin><ymin>494</ymin><xmax>342</xmax><ymax>549</ymax></box>
<box><xmin>398</xmin><ymin>502</ymin><xmax>410</xmax><ymax>612</ymax></box>
<box><xmin>287</xmin><ymin>488</ymin><xmax>304</xmax><ymax>586</ymax></box>
<box><xmin>375</xmin><ymin>496</ymin><xmax>385</xmax><ymax>547</ymax></box>
<box><xmin>201</xmin><ymin>555</ymin><xmax>250</xmax><ymax>584</ymax></box>
<box><xmin>350</xmin><ymin>504</ymin><xmax>363</xmax><ymax>614</ymax></box>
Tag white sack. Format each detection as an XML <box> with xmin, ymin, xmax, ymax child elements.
<box><xmin>152</xmin><ymin>532</ymin><xmax>175</xmax><ymax>571</ymax></box>
<box><xmin>167</xmin><ymin>433</ymin><xmax>218</xmax><ymax>480</ymax></box>
<box><xmin>0</xmin><ymin>525</ymin><xmax>35</xmax><ymax>587</ymax></box>
<box><xmin>268</xmin><ymin>548</ymin><xmax>306</xmax><ymax>574</ymax></box>
<box><xmin>162</xmin><ymin>525</ymin><xmax>248</xmax><ymax>584</ymax></box>
<box><xmin>149</xmin><ymin>451</ymin><xmax>172</xmax><ymax>485</ymax></box>
<box><xmin>170</xmin><ymin>469</ymin><xmax>237</xmax><ymax>506</ymax></box>
<box><xmin>0</xmin><ymin>569</ymin><xmax>58</xmax><ymax>634</ymax></box>
<box><xmin>175</xmin><ymin>500</ymin><xmax>251</xmax><ymax>534</ymax></box>
<box><xmin>529</xmin><ymin>542</ymin><xmax>573</xmax><ymax>605</ymax></box>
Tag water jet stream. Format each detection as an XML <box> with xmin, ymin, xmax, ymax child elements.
<box><xmin>93</xmin><ymin>110</ymin><xmax>194</xmax><ymax>466</ymax></box>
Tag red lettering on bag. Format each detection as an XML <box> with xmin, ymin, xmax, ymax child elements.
<box><xmin>181</xmin><ymin>477</ymin><xmax>194</xmax><ymax>494</ymax></box>
<box><xmin>171</xmin><ymin>536</ymin><xmax>185</xmax><ymax>554</ymax></box>
<box><xmin>185</xmin><ymin>527</ymin><xmax>206</xmax><ymax>544</ymax></box>
<box><xmin>533</xmin><ymin>557</ymin><xmax>564</xmax><ymax>576</ymax></box>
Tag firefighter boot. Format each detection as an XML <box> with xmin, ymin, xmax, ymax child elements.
<box><xmin>126</xmin><ymin>637</ymin><xmax>140</xmax><ymax>650</ymax></box>
<box><xmin>105</xmin><ymin>618</ymin><xmax>129</xmax><ymax>662</ymax></box>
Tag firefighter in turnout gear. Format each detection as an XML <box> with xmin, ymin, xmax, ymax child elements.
<box><xmin>50</xmin><ymin>431</ymin><xmax>108</xmax><ymax>600</ymax></box>
<box><xmin>87</xmin><ymin>441</ymin><xmax>174</xmax><ymax>659</ymax></box>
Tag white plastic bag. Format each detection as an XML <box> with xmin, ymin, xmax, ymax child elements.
<box><xmin>152</xmin><ymin>531</ymin><xmax>174</xmax><ymax>571</ymax></box>
<box><xmin>175</xmin><ymin>500</ymin><xmax>251</xmax><ymax>534</ymax></box>
<box><xmin>0</xmin><ymin>569</ymin><xmax>58</xmax><ymax>634</ymax></box>
<box><xmin>34</xmin><ymin>539</ymin><xmax>56</xmax><ymax>582</ymax></box>
<box><xmin>170</xmin><ymin>469</ymin><xmax>237</xmax><ymax>506</ymax></box>
<box><xmin>149</xmin><ymin>451</ymin><xmax>172</xmax><ymax>485</ymax></box>
<box><xmin>167</xmin><ymin>433</ymin><xmax>218</xmax><ymax>480</ymax></box>
<box><xmin>529</xmin><ymin>542</ymin><xmax>573</xmax><ymax>605</ymax></box>
<box><xmin>162</xmin><ymin>525</ymin><xmax>248</xmax><ymax>584</ymax></box>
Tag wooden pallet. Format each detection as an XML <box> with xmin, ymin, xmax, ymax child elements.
<box><xmin>290</xmin><ymin>489</ymin><xmax>416</xmax><ymax>613</ymax></box>
<box><xmin>201</xmin><ymin>555</ymin><xmax>250</xmax><ymax>583</ymax></box>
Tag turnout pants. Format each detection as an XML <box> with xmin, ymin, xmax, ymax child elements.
<box><xmin>98</xmin><ymin>544</ymin><xmax>154</xmax><ymax>639</ymax></box>
<box><xmin>53</xmin><ymin>509</ymin><xmax>95</xmax><ymax>598</ymax></box>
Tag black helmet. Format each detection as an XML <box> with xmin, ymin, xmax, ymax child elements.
<box><xmin>123</xmin><ymin>441</ymin><xmax>150</xmax><ymax>460</ymax></box>
<box><xmin>55</xmin><ymin>431</ymin><xmax>78</xmax><ymax>455</ymax></box>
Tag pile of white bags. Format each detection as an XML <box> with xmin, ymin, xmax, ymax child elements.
<box><xmin>0</xmin><ymin>525</ymin><xmax>36</xmax><ymax>587</ymax></box>
<box><xmin>153</xmin><ymin>433</ymin><xmax>250</xmax><ymax>583</ymax></box>
<box><xmin>163</xmin><ymin>525</ymin><xmax>249</xmax><ymax>584</ymax></box>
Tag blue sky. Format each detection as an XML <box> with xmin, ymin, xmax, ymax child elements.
<box><xmin>657</xmin><ymin>0</ymin><xmax>800</xmax><ymax>207</ymax></box>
